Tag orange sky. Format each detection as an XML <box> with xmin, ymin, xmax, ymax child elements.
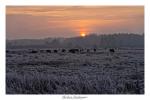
<box><xmin>6</xmin><ymin>6</ymin><xmax>144</xmax><ymax>39</ymax></box>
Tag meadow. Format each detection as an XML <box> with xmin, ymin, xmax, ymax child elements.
<box><xmin>6</xmin><ymin>48</ymin><xmax>144</xmax><ymax>94</ymax></box>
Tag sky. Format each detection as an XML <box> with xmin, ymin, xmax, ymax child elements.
<box><xmin>6</xmin><ymin>6</ymin><xmax>144</xmax><ymax>39</ymax></box>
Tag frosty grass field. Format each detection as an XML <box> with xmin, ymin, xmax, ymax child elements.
<box><xmin>6</xmin><ymin>48</ymin><xmax>144</xmax><ymax>94</ymax></box>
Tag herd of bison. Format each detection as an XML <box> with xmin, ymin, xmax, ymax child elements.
<box><xmin>6</xmin><ymin>48</ymin><xmax>115</xmax><ymax>54</ymax></box>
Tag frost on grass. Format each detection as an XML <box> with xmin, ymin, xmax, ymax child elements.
<box><xmin>6</xmin><ymin>48</ymin><xmax>144</xmax><ymax>94</ymax></box>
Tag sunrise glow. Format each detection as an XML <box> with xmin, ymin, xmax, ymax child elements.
<box><xmin>6</xmin><ymin>6</ymin><xmax>144</xmax><ymax>39</ymax></box>
<box><xmin>80</xmin><ymin>32</ymin><xmax>87</xmax><ymax>37</ymax></box>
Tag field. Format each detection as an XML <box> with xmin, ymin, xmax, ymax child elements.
<box><xmin>6</xmin><ymin>48</ymin><xmax>144</xmax><ymax>94</ymax></box>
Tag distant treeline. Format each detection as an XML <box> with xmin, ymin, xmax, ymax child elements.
<box><xmin>6</xmin><ymin>33</ymin><xmax>144</xmax><ymax>49</ymax></box>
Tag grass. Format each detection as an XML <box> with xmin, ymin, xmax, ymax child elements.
<box><xmin>6</xmin><ymin>48</ymin><xmax>144</xmax><ymax>94</ymax></box>
<box><xmin>6</xmin><ymin>71</ymin><xmax>143</xmax><ymax>94</ymax></box>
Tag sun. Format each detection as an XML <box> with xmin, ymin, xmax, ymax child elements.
<box><xmin>80</xmin><ymin>32</ymin><xmax>86</xmax><ymax>37</ymax></box>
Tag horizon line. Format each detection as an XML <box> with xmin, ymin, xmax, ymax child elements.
<box><xmin>6</xmin><ymin>32</ymin><xmax>144</xmax><ymax>41</ymax></box>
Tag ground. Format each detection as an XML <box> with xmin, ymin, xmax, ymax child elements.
<box><xmin>6</xmin><ymin>48</ymin><xmax>144</xmax><ymax>94</ymax></box>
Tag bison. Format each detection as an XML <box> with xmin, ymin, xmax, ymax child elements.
<box><xmin>61</xmin><ymin>49</ymin><xmax>66</xmax><ymax>53</ymax></box>
<box><xmin>109</xmin><ymin>48</ymin><xmax>115</xmax><ymax>53</ymax></box>
<box><xmin>30</xmin><ymin>50</ymin><xmax>38</xmax><ymax>53</ymax></box>
<box><xmin>69</xmin><ymin>49</ymin><xmax>79</xmax><ymax>53</ymax></box>
<box><xmin>46</xmin><ymin>50</ymin><xmax>51</xmax><ymax>53</ymax></box>
<box><xmin>93</xmin><ymin>48</ymin><xmax>96</xmax><ymax>52</ymax></box>
<box><xmin>53</xmin><ymin>50</ymin><xmax>58</xmax><ymax>53</ymax></box>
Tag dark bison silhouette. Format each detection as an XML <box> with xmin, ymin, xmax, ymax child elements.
<box><xmin>93</xmin><ymin>48</ymin><xmax>96</xmax><ymax>52</ymax></box>
<box><xmin>109</xmin><ymin>48</ymin><xmax>115</xmax><ymax>53</ymax></box>
<box><xmin>69</xmin><ymin>49</ymin><xmax>79</xmax><ymax>53</ymax></box>
<box><xmin>53</xmin><ymin>50</ymin><xmax>58</xmax><ymax>53</ymax></box>
<box><xmin>61</xmin><ymin>49</ymin><xmax>66</xmax><ymax>53</ymax></box>
<box><xmin>46</xmin><ymin>50</ymin><xmax>51</xmax><ymax>53</ymax></box>
<box><xmin>30</xmin><ymin>50</ymin><xmax>38</xmax><ymax>53</ymax></box>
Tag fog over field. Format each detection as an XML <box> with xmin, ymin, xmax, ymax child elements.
<box><xmin>7</xmin><ymin>33</ymin><xmax>144</xmax><ymax>49</ymax></box>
